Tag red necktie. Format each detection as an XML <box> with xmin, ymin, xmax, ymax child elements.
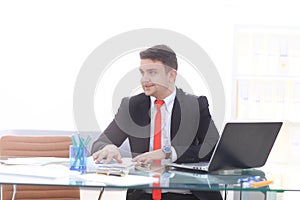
<box><xmin>152</xmin><ymin>100</ymin><xmax>164</xmax><ymax>200</ymax></box>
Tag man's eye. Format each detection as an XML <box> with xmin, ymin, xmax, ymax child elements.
<box><xmin>149</xmin><ymin>71</ymin><xmax>157</xmax><ymax>75</ymax></box>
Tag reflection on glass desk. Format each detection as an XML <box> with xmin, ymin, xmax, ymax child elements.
<box><xmin>0</xmin><ymin>157</ymin><xmax>299</xmax><ymax>200</ymax></box>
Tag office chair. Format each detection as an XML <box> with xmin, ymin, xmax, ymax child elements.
<box><xmin>0</xmin><ymin>135</ymin><xmax>80</xmax><ymax>200</ymax></box>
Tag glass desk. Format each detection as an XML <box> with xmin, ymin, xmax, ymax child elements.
<box><xmin>0</xmin><ymin>158</ymin><xmax>299</xmax><ymax>200</ymax></box>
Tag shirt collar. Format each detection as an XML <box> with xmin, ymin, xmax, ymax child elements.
<box><xmin>150</xmin><ymin>88</ymin><xmax>176</xmax><ymax>113</ymax></box>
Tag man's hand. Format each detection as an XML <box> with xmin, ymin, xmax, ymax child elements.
<box><xmin>132</xmin><ymin>149</ymin><xmax>165</xmax><ymax>164</ymax></box>
<box><xmin>92</xmin><ymin>144</ymin><xmax>122</xmax><ymax>164</ymax></box>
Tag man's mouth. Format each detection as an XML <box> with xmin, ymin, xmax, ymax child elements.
<box><xmin>143</xmin><ymin>84</ymin><xmax>155</xmax><ymax>89</ymax></box>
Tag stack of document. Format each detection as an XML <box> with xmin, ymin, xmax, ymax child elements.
<box><xmin>0</xmin><ymin>157</ymin><xmax>69</xmax><ymax>166</ymax></box>
<box><xmin>83</xmin><ymin>156</ymin><xmax>157</xmax><ymax>186</ymax></box>
<box><xmin>0</xmin><ymin>156</ymin><xmax>158</xmax><ymax>186</ymax></box>
<box><xmin>86</xmin><ymin>156</ymin><xmax>136</xmax><ymax>173</ymax></box>
<box><xmin>80</xmin><ymin>173</ymin><xmax>157</xmax><ymax>186</ymax></box>
<box><xmin>0</xmin><ymin>157</ymin><xmax>80</xmax><ymax>179</ymax></box>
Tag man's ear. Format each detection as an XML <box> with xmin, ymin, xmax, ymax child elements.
<box><xmin>169</xmin><ymin>69</ymin><xmax>177</xmax><ymax>81</ymax></box>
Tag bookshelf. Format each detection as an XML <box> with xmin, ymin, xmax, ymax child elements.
<box><xmin>233</xmin><ymin>26</ymin><xmax>300</xmax><ymax>122</ymax></box>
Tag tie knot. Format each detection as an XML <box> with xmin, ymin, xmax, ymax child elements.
<box><xmin>155</xmin><ymin>99</ymin><xmax>165</xmax><ymax>107</ymax></box>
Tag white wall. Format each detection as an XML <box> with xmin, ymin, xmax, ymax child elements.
<box><xmin>0</xmin><ymin>0</ymin><xmax>299</xmax><ymax>131</ymax></box>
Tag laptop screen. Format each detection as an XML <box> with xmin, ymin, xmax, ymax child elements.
<box><xmin>208</xmin><ymin>122</ymin><xmax>282</xmax><ymax>171</ymax></box>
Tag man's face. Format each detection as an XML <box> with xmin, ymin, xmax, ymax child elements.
<box><xmin>139</xmin><ymin>59</ymin><xmax>176</xmax><ymax>99</ymax></box>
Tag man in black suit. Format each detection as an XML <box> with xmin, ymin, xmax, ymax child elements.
<box><xmin>91</xmin><ymin>45</ymin><xmax>222</xmax><ymax>200</ymax></box>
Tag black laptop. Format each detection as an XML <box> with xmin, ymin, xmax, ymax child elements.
<box><xmin>167</xmin><ymin>122</ymin><xmax>282</xmax><ymax>173</ymax></box>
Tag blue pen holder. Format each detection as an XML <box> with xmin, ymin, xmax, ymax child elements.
<box><xmin>69</xmin><ymin>145</ymin><xmax>87</xmax><ymax>172</ymax></box>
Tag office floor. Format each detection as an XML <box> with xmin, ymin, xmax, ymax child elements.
<box><xmin>80</xmin><ymin>189</ymin><xmax>298</xmax><ymax>200</ymax></box>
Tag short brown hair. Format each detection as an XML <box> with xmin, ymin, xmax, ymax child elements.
<box><xmin>140</xmin><ymin>44</ymin><xmax>178</xmax><ymax>70</ymax></box>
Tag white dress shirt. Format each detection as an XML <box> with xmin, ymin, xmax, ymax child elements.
<box><xmin>148</xmin><ymin>89</ymin><xmax>191</xmax><ymax>194</ymax></box>
<box><xmin>149</xmin><ymin>89</ymin><xmax>177</xmax><ymax>162</ymax></box>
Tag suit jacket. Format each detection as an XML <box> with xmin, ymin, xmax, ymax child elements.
<box><xmin>91</xmin><ymin>88</ymin><xmax>219</xmax><ymax>163</ymax></box>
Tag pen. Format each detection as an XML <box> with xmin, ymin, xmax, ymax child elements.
<box><xmin>71</xmin><ymin>134</ymin><xmax>78</xmax><ymax>146</ymax></box>
<box><xmin>251</xmin><ymin>180</ymin><xmax>273</xmax><ymax>188</ymax></box>
<box><xmin>136</xmin><ymin>162</ymin><xmax>151</xmax><ymax>169</ymax></box>
<box><xmin>237</xmin><ymin>176</ymin><xmax>261</xmax><ymax>183</ymax></box>
<box><xmin>96</xmin><ymin>172</ymin><xmax>125</xmax><ymax>177</ymax></box>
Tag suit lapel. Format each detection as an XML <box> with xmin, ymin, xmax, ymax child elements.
<box><xmin>171</xmin><ymin>90</ymin><xmax>181</xmax><ymax>140</ymax></box>
<box><xmin>136</xmin><ymin>96</ymin><xmax>151</xmax><ymax>152</ymax></box>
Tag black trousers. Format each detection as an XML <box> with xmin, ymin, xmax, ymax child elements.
<box><xmin>126</xmin><ymin>189</ymin><xmax>223</xmax><ymax>200</ymax></box>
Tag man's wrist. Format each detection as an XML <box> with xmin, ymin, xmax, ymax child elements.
<box><xmin>162</xmin><ymin>145</ymin><xmax>172</xmax><ymax>159</ymax></box>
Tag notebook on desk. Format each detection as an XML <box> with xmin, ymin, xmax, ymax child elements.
<box><xmin>167</xmin><ymin>122</ymin><xmax>282</xmax><ymax>173</ymax></box>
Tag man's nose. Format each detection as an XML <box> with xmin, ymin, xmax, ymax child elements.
<box><xmin>141</xmin><ymin>74</ymin><xmax>150</xmax><ymax>82</ymax></box>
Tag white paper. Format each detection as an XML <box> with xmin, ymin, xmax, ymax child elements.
<box><xmin>0</xmin><ymin>164</ymin><xmax>80</xmax><ymax>179</ymax></box>
<box><xmin>86</xmin><ymin>156</ymin><xmax>136</xmax><ymax>172</ymax></box>
<box><xmin>1</xmin><ymin>157</ymin><xmax>69</xmax><ymax>166</ymax></box>
<box><xmin>79</xmin><ymin>173</ymin><xmax>157</xmax><ymax>186</ymax></box>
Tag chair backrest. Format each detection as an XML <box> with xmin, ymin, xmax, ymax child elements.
<box><xmin>0</xmin><ymin>135</ymin><xmax>72</xmax><ymax>157</ymax></box>
<box><xmin>0</xmin><ymin>135</ymin><xmax>80</xmax><ymax>200</ymax></box>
